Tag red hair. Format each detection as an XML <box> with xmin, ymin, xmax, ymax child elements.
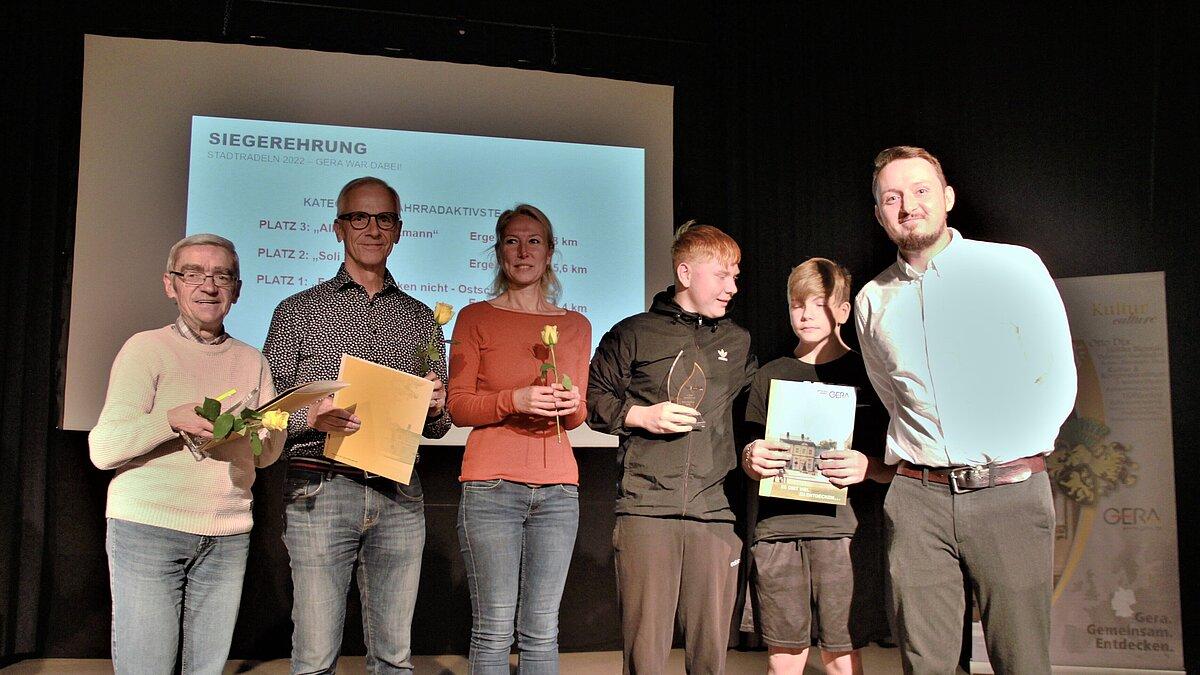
<box><xmin>671</xmin><ymin>221</ymin><xmax>741</xmax><ymax>268</ymax></box>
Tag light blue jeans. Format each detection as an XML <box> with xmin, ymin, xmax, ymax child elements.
<box><xmin>457</xmin><ymin>479</ymin><xmax>580</xmax><ymax>674</ymax></box>
<box><xmin>283</xmin><ymin>468</ymin><xmax>425</xmax><ymax>675</ymax></box>
<box><xmin>106</xmin><ymin>517</ymin><xmax>249</xmax><ymax>675</ymax></box>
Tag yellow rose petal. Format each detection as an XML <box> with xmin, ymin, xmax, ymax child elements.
<box><xmin>261</xmin><ymin>410</ymin><xmax>290</xmax><ymax>432</ymax></box>
<box><xmin>433</xmin><ymin>302</ymin><xmax>455</xmax><ymax>326</ymax></box>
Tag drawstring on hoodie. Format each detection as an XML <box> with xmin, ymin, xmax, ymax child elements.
<box><xmin>671</xmin><ymin>312</ymin><xmax>717</xmax><ymax>331</ymax></box>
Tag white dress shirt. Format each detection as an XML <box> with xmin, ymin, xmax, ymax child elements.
<box><xmin>855</xmin><ymin>229</ymin><xmax>1076</xmax><ymax>467</ymax></box>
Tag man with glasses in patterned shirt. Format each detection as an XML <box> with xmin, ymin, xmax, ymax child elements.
<box><xmin>264</xmin><ymin>176</ymin><xmax>451</xmax><ymax>674</ymax></box>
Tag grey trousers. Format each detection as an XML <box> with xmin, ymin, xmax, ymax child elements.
<box><xmin>613</xmin><ymin>515</ymin><xmax>742</xmax><ymax>675</ymax></box>
<box><xmin>884</xmin><ymin>470</ymin><xmax>1055</xmax><ymax>675</ymax></box>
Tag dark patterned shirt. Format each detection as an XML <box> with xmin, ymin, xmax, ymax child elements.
<box><xmin>263</xmin><ymin>264</ymin><xmax>451</xmax><ymax>459</ymax></box>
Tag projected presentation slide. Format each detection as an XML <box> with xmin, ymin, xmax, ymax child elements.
<box><xmin>66</xmin><ymin>36</ymin><xmax>671</xmax><ymax>434</ymax></box>
<box><xmin>187</xmin><ymin>115</ymin><xmax>646</xmax><ymax>351</ymax></box>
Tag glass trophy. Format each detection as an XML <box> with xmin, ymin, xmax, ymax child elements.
<box><xmin>667</xmin><ymin>349</ymin><xmax>707</xmax><ymax>429</ymax></box>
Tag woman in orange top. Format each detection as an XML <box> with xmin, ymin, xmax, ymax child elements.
<box><xmin>448</xmin><ymin>204</ymin><xmax>591</xmax><ymax>674</ymax></box>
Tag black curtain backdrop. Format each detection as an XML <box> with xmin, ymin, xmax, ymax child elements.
<box><xmin>3</xmin><ymin>1</ymin><xmax>1196</xmax><ymax>670</ymax></box>
<box><xmin>1</xmin><ymin>5</ymin><xmax>83</xmax><ymax>662</ymax></box>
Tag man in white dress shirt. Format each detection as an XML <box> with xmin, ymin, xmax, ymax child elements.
<box><xmin>855</xmin><ymin>146</ymin><xmax>1076</xmax><ymax>674</ymax></box>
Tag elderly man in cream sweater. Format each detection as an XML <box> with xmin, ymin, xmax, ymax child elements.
<box><xmin>90</xmin><ymin>233</ymin><xmax>284</xmax><ymax>675</ymax></box>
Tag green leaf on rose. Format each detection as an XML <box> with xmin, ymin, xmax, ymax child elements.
<box><xmin>199</xmin><ymin>397</ymin><xmax>221</xmax><ymax>420</ymax></box>
<box><xmin>240</xmin><ymin>408</ymin><xmax>263</xmax><ymax>420</ymax></box>
<box><xmin>540</xmin><ymin>363</ymin><xmax>555</xmax><ymax>375</ymax></box>
<box><xmin>212</xmin><ymin>413</ymin><xmax>235</xmax><ymax>439</ymax></box>
<box><xmin>249</xmin><ymin>432</ymin><xmax>263</xmax><ymax>457</ymax></box>
<box><xmin>231</xmin><ymin>417</ymin><xmax>245</xmax><ymax>433</ymax></box>
<box><xmin>561</xmin><ymin>374</ymin><xmax>572</xmax><ymax>391</ymax></box>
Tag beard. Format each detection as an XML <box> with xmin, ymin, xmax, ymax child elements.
<box><xmin>891</xmin><ymin>221</ymin><xmax>947</xmax><ymax>253</ymax></box>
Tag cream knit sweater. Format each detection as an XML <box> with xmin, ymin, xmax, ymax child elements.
<box><xmin>89</xmin><ymin>326</ymin><xmax>284</xmax><ymax>536</ymax></box>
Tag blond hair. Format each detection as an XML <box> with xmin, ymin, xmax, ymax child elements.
<box><xmin>489</xmin><ymin>204</ymin><xmax>562</xmax><ymax>303</ymax></box>
<box><xmin>787</xmin><ymin>257</ymin><xmax>851</xmax><ymax>306</ymax></box>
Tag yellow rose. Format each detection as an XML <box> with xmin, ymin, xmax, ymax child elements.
<box><xmin>540</xmin><ymin>324</ymin><xmax>559</xmax><ymax>347</ymax></box>
<box><xmin>433</xmin><ymin>302</ymin><xmax>455</xmax><ymax>326</ymax></box>
<box><xmin>261</xmin><ymin>410</ymin><xmax>290</xmax><ymax>432</ymax></box>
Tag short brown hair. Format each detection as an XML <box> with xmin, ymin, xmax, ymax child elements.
<box><xmin>787</xmin><ymin>257</ymin><xmax>851</xmax><ymax>306</ymax></box>
<box><xmin>871</xmin><ymin>146</ymin><xmax>948</xmax><ymax>201</ymax></box>
<box><xmin>489</xmin><ymin>204</ymin><xmax>563</xmax><ymax>303</ymax></box>
<box><xmin>671</xmin><ymin>221</ymin><xmax>741</xmax><ymax>268</ymax></box>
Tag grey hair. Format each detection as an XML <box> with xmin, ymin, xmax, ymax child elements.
<box><xmin>336</xmin><ymin>176</ymin><xmax>401</xmax><ymax>214</ymax></box>
<box><xmin>166</xmin><ymin>233</ymin><xmax>240</xmax><ymax>277</ymax></box>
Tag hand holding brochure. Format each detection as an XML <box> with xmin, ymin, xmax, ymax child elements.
<box><xmin>323</xmin><ymin>354</ymin><xmax>434</xmax><ymax>485</ymax></box>
<box><xmin>758</xmin><ymin>379</ymin><xmax>857</xmax><ymax>505</ymax></box>
<box><xmin>184</xmin><ymin>379</ymin><xmax>347</xmax><ymax>458</ymax></box>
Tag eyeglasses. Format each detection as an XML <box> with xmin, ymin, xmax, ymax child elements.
<box><xmin>336</xmin><ymin>211</ymin><xmax>402</xmax><ymax>231</ymax></box>
<box><xmin>169</xmin><ymin>270</ymin><xmax>238</xmax><ymax>288</ymax></box>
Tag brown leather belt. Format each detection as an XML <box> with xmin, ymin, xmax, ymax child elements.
<box><xmin>896</xmin><ymin>456</ymin><xmax>1046</xmax><ymax>493</ymax></box>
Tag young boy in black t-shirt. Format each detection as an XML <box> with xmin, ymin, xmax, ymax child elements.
<box><xmin>741</xmin><ymin>257</ymin><xmax>894</xmax><ymax>675</ymax></box>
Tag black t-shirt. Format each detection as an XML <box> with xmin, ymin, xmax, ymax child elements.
<box><xmin>745</xmin><ymin>351</ymin><xmax>888</xmax><ymax>542</ymax></box>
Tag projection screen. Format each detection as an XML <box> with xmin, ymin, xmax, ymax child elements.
<box><xmin>66</xmin><ymin>35</ymin><xmax>674</xmax><ymax>448</ymax></box>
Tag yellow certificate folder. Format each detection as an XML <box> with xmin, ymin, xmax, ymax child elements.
<box><xmin>323</xmin><ymin>354</ymin><xmax>433</xmax><ymax>484</ymax></box>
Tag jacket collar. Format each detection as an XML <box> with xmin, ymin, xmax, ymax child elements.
<box><xmin>650</xmin><ymin>286</ymin><xmax>727</xmax><ymax>329</ymax></box>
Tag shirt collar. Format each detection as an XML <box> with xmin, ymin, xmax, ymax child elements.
<box><xmin>894</xmin><ymin>227</ymin><xmax>963</xmax><ymax>280</ymax></box>
<box><xmin>333</xmin><ymin>263</ymin><xmax>399</xmax><ymax>294</ymax></box>
<box><xmin>173</xmin><ymin>315</ymin><xmax>228</xmax><ymax>345</ymax></box>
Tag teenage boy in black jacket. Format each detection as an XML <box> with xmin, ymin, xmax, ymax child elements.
<box><xmin>588</xmin><ymin>222</ymin><xmax>756</xmax><ymax>674</ymax></box>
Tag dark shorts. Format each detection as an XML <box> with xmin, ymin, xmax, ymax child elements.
<box><xmin>751</xmin><ymin>537</ymin><xmax>858</xmax><ymax>651</ymax></box>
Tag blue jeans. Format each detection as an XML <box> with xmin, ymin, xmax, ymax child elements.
<box><xmin>106</xmin><ymin>517</ymin><xmax>249</xmax><ymax>675</ymax></box>
<box><xmin>457</xmin><ymin>479</ymin><xmax>580</xmax><ymax>674</ymax></box>
<box><xmin>283</xmin><ymin>469</ymin><xmax>426</xmax><ymax>675</ymax></box>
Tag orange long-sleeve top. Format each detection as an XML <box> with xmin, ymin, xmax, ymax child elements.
<box><xmin>448</xmin><ymin>301</ymin><xmax>592</xmax><ymax>484</ymax></box>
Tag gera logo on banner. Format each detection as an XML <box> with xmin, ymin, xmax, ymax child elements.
<box><xmin>1102</xmin><ymin>507</ymin><xmax>1162</xmax><ymax>527</ymax></box>
<box><xmin>1034</xmin><ymin>272</ymin><xmax>1183</xmax><ymax>670</ymax></box>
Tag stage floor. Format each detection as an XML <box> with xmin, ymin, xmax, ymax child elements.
<box><xmin>1</xmin><ymin>647</ymin><xmax>1180</xmax><ymax>674</ymax></box>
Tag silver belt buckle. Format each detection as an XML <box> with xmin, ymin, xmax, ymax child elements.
<box><xmin>949</xmin><ymin>465</ymin><xmax>988</xmax><ymax>493</ymax></box>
